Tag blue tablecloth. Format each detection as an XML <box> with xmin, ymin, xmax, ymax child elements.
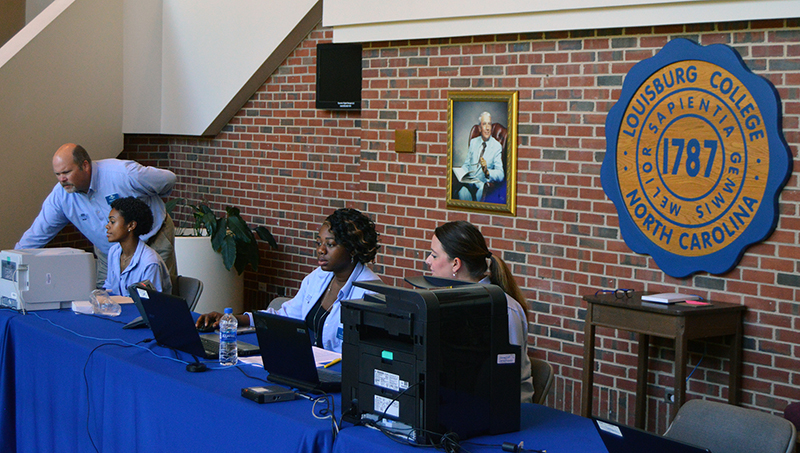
<box><xmin>1</xmin><ymin>305</ymin><xmax>608</xmax><ymax>453</ymax></box>
<box><xmin>0</xmin><ymin>305</ymin><xmax>335</xmax><ymax>453</ymax></box>
<box><xmin>332</xmin><ymin>403</ymin><xmax>607</xmax><ymax>453</ymax></box>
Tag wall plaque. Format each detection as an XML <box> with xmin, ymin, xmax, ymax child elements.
<box><xmin>602</xmin><ymin>39</ymin><xmax>792</xmax><ymax>278</ymax></box>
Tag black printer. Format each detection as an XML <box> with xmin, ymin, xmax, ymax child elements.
<box><xmin>340</xmin><ymin>277</ymin><xmax>521</xmax><ymax>444</ymax></box>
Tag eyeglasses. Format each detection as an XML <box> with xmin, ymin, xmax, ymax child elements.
<box><xmin>594</xmin><ymin>288</ymin><xmax>634</xmax><ymax>298</ymax></box>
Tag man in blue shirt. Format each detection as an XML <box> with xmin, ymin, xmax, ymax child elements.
<box><xmin>457</xmin><ymin>112</ymin><xmax>505</xmax><ymax>202</ymax></box>
<box><xmin>15</xmin><ymin>143</ymin><xmax>178</xmax><ymax>289</ymax></box>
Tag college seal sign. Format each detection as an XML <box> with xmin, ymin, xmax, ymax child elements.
<box><xmin>602</xmin><ymin>39</ymin><xmax>792</xmax><ymax>278</ymax></box>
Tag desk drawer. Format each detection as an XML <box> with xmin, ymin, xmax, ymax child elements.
<box><xmin>591</xmin><ymin>305</ymin><xmax>678</xmax><ymax>337</ymax></box>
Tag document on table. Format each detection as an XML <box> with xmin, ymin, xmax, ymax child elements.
<box><xmin>71</xmin><ymin>296</ymin><xmax>134</xmax><ymax>314</ymax></box>
<box><xmin>239</xmin><ymin>346</ymin><xmax>341</xmax><ymax>368</ymax></box>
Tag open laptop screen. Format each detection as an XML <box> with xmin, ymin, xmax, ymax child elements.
<box><xmin>593</xmin><ymin>418</ymin><xmax>711</xmax><ymax>453</ymax></box>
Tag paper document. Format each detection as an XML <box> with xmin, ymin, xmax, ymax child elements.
<box><xmin>453</xmin><ymin>167</ymin><xmax>478</xmax><ymax>183</ymax></box>
<box><xmin>239</xmin><ymin>347</ymin><xmax>341</xmax><ymax>368</ymax></box>
<box><xmin>641</xmin><ymin>293</ymin><xmax>700</xmax><ymax>304</ymax></box>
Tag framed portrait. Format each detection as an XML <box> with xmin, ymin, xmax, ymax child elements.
<box><xmin>447</xmin><ymin>91</ymin><xmax>518</xmax><ymax>215</ymax></box>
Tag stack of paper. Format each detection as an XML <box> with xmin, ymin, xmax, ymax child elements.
<box><xmin>641</xmin><ymin>293</ymin><xmax>701</xmax><ymax>304</ymax></box>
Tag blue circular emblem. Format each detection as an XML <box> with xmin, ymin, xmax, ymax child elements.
<box><xmin>602</xmin><ymin>39</ymin><xmax>792</xmax><ymax>278</ymax></box>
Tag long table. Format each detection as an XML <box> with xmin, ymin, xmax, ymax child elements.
<box><xmin>1</xmin><ymin>305</ymin><xmax>608</xmax><ymax>453</ymax></box>
<box><xmin>333</xmin><ymin>403</ymin><xmax>607</xmax><ymax>453</ymax></box>
<box><xmin>0</xmin><ymin>305</ymin><xmax>335</xmax><ymax>453</ymax></box>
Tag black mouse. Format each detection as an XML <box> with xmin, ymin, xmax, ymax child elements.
<box><xmin>196</xmin><ymin>323</ymin><xmax>215</xmax><ymax>333</ymax></box>
<box><xmin>186</xmin><ymin>362</ymin><xmax>208</xmax><ymax>373</ymax></box>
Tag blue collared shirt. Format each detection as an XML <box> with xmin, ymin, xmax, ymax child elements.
<box><xmin>16</xmin><ymin>159</ymin><xmax>175</xmax><ymax>256</ymax></box>
<box><xmin>248</xmin><ymin>262</ymin><xmax>381</xmax><ymax>353</ymax></box>
<box><xmin>104</xmin><ymin>239</ymin><xmax>172</xmax><ymax>296</ymax></box>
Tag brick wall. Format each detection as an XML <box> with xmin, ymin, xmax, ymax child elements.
<box><xmin>121</xmin><ymin>20</ymin><xmax>800</xmax><ymax>432</ymax></box>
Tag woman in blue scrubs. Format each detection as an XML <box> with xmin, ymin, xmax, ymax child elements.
<box><xmin>103</xmin><ymin>197</ymin><xmax>171</xmax><ymax>296</ymax></box>
<box><xmin>196</xmin><ymin>208</ymin><xmax>381</xmax><ymax>353</ymax></box>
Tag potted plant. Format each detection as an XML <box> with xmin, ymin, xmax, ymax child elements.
<box><xmin>191</xmin><ymin>203</ymin><xmax>277</xmax><ymax>275</ymax></box>
<box><xmin>170</xmin><ymin>200</ymin><xmax>276</xmax><ymax>313</ymax></box>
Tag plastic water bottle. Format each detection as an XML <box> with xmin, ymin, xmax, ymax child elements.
<box><xmin>219</xmin><ymin>307</ymin><xmax>238</xmax><ymax>366</ymax></box>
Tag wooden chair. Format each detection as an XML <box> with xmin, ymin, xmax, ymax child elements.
<box><xmin>665</xmin><ymin>399</ymin><xmax>797</xmax><ymax>453</ymax></box>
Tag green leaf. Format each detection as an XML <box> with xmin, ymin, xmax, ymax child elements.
<box><xmin>164</xmin><ymin>198</ymin><xmax>184</xmax><ymax>217</ymax></box>
<box><xmin>210</xmin><ymin>218</ymin><xmax>227</xmax><ymax>251</ymax></box>
<box><xmin>226</xmin><ymin>214</ymin><xmax>253</xmax><ymax>243</ymax></box>
<box><xmin>221</xmin><ymin>234</ymin><xmax>237</xmax><ymax>271</ymax></box>
<box><xmin>233</xmin><ymin>239</ymin><xmax>259</xmax><ymax>274</ymax></box>
<box><xmin>225</xmin><ymin>206</ymin><xmax>241</xmax><ymax>218</ymax></box>
<box><xmin>255</xmin><ymin>226</ymin><xmax>278</xmax><ymax>249</ymax></box>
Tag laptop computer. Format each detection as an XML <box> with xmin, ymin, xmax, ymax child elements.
<box><xmin>252</xmin><ymin>311</ymin><xmax>341</xmax><ymax>393</ymax></box>
<box><xmin>593</xmin><ymin>417</ymin><xmax>712</xmax><ymax>453</ymax></box>
<box><xmin>129</xmin><ymin>286</ymin><xmax>260</xmax><ymax>359</ymax></box>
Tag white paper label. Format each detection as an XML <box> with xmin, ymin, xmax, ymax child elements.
<box><xmin>597</xmin><ymin>420</ymin><xmax>623</xmax><ymax>437</ymax></box>
<box><xmin>374</xmin><ymin>369</ymin><xmax>401</xmax><ymax>391</ymax></box>
<box><xmin>374</xmin><ymin>395</ymin><xmax>400</xmax><ymax>417</ymax></box>
<box><xmin>497</xmin><ymin>353</ymin><xmax>516</xmax><ymax>364</ymax></box>
<box><xmin>136</xmin><ymin>288</ymin><xmax>149</xmax><ymax>299</ymax></box>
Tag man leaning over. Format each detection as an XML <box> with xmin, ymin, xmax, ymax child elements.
<box><xmin>16</xmin><ymin>143</ymin><xmax>178</xmax><ymax>289</ymax></box>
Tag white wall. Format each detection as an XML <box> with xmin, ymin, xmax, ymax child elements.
<box><xmin>26</xmin><ymin>0</ymin><xmax>55</xmax><ymax>22</ymax></box>
<box><xmin>124</xmin><ymin>0</ymin><xmax>321</xmax><ymax>136</ymax></box>
<box><xmin>324</xmin><ymin>0</ymin><xmax>800</xmax><ymax>42</ymax></box>
<box><xmin>0</xmin><ymin>0</ymin><xmax>123</xmax><ymax>250</ymax></box>
<box><xmin>122</xmin><ymin>0</ymin><xmax>162</xmax><ymax>133</ymax></box>
<box><xmin>0</xmin><ymin>0</ymin><xmax>321</xmax><ymax>249</ymax></box>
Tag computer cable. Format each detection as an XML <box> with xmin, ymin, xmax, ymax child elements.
<box><xmin>82</xmin><ymin>339</ymin><xmax>151</xmax><ymax>453</ymax></box>
<box><xmin>297</xmin><ymin>391</ymin><xmax>340</xmax><ymax>438</ymax></box>
<box><xmin>465</xmin><ymin>440</ymin><xmax>546</xmax><ymax>453</ymax></box>
<box><xmin>235</xmin><ymin>363</ymin><xmax>271</xmax><ymax>383</ymax></box>
<box><xmin>31</xmin><ymin>312</ymin><xmax>191</xmax><ymax>366</ymax></box>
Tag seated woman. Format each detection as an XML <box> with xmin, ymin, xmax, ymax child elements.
<box><xmin>197</xmin><ymin>208</ymin><xmax>381</xmax><ymax>353</ymax></box>
<box><xmin>104</xmin><ymin>197</ymin><xmax>172</xmax><ymax>296</ymax></box>
<box><xmin>425</xmin><ymin>220</ymin><xmax>534</xmax><ymax>403</ymax></box>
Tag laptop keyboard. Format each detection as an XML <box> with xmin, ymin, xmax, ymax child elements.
<box><xmin>199</xmin><ymin>336</ymin><xmax>219</xmax><ymax>355</ymax></box>
<box><xmin>317</xmin><ymin>367</ymin><xmax>340</xmax><ymax>383</ymax></box>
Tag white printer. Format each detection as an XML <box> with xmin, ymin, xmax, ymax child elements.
<box><xmin>0</xmin><ymin>248</ymin><xmax>96</xmax><ymax>312</ymax></box>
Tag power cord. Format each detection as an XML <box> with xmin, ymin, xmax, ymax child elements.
<box><xmin>465</xmin><ymin>441</ymin><xmax>546</xmax><ymax>453</ymax></box>
<box><xmin>83</xmin><ymin>339</ymin><xmax>152</xmax><ymax>453</ymax></box>
<box><xmin>297</xmin><ymin>391</ymin><xmax>340</xmax><ymax>438</ymax></box>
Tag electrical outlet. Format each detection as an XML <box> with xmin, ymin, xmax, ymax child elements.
<box><xmin>258</xmin><ymin>282</ymin><xmax>267</xmax><ymax>292</ymax></box>
<box><xmin>664</xmin><ymin>390</ymin><xmax>675</xmax><ymax>404</ymax></box>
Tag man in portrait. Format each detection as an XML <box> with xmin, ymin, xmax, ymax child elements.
<box><xmin>457</xmin><ymin>112</ymin><xmax>504</xmax><ymax>202</ymax></box>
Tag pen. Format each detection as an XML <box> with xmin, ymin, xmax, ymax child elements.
<box><xmin>323</xmin><ymin>357</ymin><xmax>342</xmax><ymax>368</ymax></box>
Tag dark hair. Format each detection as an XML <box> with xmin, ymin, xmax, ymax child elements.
<box><xmin>110</xmin><ymin>197</ymin><xmax>153</xmax><ymax>237</ymax></box>
<box><xmin>434</xmin><ymin>220</ymin><xmax>527</xmax><ymax>309</ymax></box>
<box><xmin>323</xmin><ymin>208</ymin><xmax>379</xmax><ymax>264</ymax></box>
<box><xmin>70</xmin><ymin>144</ymin><xmax>92</xmax><ymax>166</ymax></box>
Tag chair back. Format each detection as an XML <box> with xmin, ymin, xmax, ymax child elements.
<box><xmin>665</xmin><ymin>399</ymin><xmax>797</xmax><ymax>453</ymax></box>
<box><xmin>530</xmin><ymin>357</ymin><xmax>554</xmax><ymax>405</ymax></box>
<box><xmin>468</xmin><ymin>123</ymin><xmax>508</xmax><ymax>150</ymax></box>
<box><xmin>176</xmin><ymin>276</ymin><xmax>203</xmax><ymax>312</ymax></box>
<box><xmin>268</xmin><ymin>296</ymin><xmax>290</xmax><ymax>311</ymax></box>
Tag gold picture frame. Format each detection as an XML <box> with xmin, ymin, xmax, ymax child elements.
<box><xmin>447</xmin><ymin>91</ymin><xmax>518</xmax><ymax>215</ymax></box>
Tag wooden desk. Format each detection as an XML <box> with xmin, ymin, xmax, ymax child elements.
<box><xmin>580</xmin><ymin>292</ymin><xmax>745</xmax><ymax>429</ymax></box>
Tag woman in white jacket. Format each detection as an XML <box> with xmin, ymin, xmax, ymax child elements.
<box><xmin>197</xmin><ymin>208</ymin><xmax>381</xmax><ymax>352</ymax></box>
